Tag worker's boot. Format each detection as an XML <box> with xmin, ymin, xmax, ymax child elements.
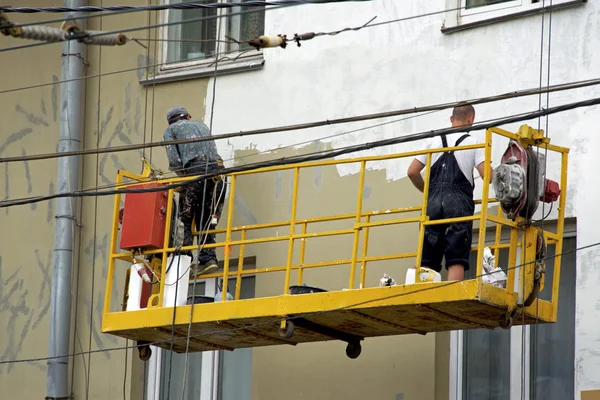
<box><xmin>192</xmin><ymin>258</ymin><xmax>218</xmax><ymax>276</ymax></box>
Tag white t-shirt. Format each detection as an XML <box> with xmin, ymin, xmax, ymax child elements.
<box><xmin>414</xmin><ymin>133</ymin><xmax>486</xmax><ymax>187</ymax></box>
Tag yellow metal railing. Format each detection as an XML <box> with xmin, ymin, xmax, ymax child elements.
<box><xmin>103</xmin><ymin>125</ymin><xmax>569</xmax><ymax>323</ymax></box>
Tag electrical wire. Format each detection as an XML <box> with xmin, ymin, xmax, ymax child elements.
<box><xmin>165</xmin><ymin>253</ymin><xmax>182</xmax><ymax>400</ymax></box>
<box><xmin>0</xmin><ymin>43</ymin><xmax>259</xmax><ymax>96</ymax></box>
<box><xmin>0</xmin><ymin>0</ymin><xmax>369</xmax><ymax>14</ymax></box>
<box><xmin>0</xmin><ymin>108</ymin><xmax>442</xmax><ymax>209</ymax></box>
<box><xmin>0</xmin><ymin>4</ymin><xmax>284</xmax><ymax>54</ymax></box>
<box><xmin>3</xmin><ymin>75</ymin><xmax>600</xmax><ymax>164</ymax></box>
<box><xmin>0</xmin><ymin>1</ymin><xmax>567</xmax><ymax>56</ymax></box>
<box><xmin>181</xmin><ymin>18</ymin><xmax>225</xmax><ymax>396</ymax></box>
<box><xmin>1</xmin><ymin>96</ymin><xmax>596</xmax><ymax>209</ymax></box>
<box><xmin>532</xmin><ymin>1</ymin><xmax>554</xmax><ymax>397</ymax></box>
<box><xmin>0</xmin><ymin>239</ymin><xmax>595</xmax><ymax>366</ymax></box>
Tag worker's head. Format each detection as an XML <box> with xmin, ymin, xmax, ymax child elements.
<box><xmin>450</xmin><ymin>103</ymin><xmax>475</xmax><ymax>127</ymax></box>
<box><xmin>167</xmin><ymin>106</ymin><xmax>191</xmax><ymax>125</ymax></box>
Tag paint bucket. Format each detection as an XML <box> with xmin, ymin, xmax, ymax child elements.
<box><xmin>405</xmin><ymin>266</ymin><xmax>442</xmax><ymax>284</ymax></box>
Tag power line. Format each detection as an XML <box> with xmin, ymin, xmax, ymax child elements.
<box><xmin>0</xmin><ymin>108</ymin><xmax>444</xmax><ymax>206</ymax></box>
<box><xmin>0</xmin><ymin>96</ymin><xmax>594</xmax><ymax>209</ymax></box>
<box><xmin>2</xmin><ymin>76</ymin><xmax>598</xmax><ymax>165</ymax></box>
<box><xmin>0</xmin><ymin>0</ymin><xmax>369</xmax><ymax>14</ymax></box>
<box><xmin>0</xmin><ymin>239</ymin><xmax>594</xmax><ymax>366</ymax></box>
<box><xmin>0</xmin><ymin>47</ymin><xmax>257</xmax><ymax>95</ymax></box>
<box><xmin>0</xmin><ymin>2</ymin><xmax>554</xmax><ymax>54</ymax></box>
<box><xmin>0</xmin><ymin>4</ymin><xmax>284</xmax><ymax>53</ymax></box>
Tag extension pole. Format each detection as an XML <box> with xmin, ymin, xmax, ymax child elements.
<box><xmin>46</xmin><ymin>0</ymin><xmax>87</xmax><ymax>398</ymax></box>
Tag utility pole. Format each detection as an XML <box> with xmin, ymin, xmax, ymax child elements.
<box><xmin>47</xmin><ymin>1</ymin><xmax>87</xmax><ymax>398</ymax></box>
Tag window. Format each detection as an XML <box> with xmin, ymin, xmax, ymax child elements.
<box><xmin>442</xmin><ymin>0</ymin><xmax>585</xmax><ymax>32</ymax></box>
<box><xmin>150</xmin><ymin>0</ymin><xmax>265</xmax><ymax>82</ymax></box>
<box><xmin>449</xmin><ymin>234</ymin><xmax>576</xmax><ymax>400</ymax></box>
<box><xmin>145</xmin><ymin>275</ymin><xmax>256</xmax><ymax>400</ymax></box>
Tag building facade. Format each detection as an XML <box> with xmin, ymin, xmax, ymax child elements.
<box><xmin>0</xmin><ymin>0</ymin><xmax>597</xmax><ymax>399</ymax></box>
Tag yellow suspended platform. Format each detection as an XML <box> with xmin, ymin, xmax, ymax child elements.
<box><xmin>101</xmin><ymin>125</ymin><xmax>569</xmax><ymax>360</ymax></box>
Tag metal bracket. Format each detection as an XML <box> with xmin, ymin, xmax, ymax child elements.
<box><xmin>291</xmin><ymin>317</ymin><xmax>364</xmax><ymax>344</ymax></box>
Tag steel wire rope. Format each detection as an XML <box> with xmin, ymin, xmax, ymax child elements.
<box><xmin>0</xmin><ymin>97</ymin><xmax>595</xmax><ymax>209</ymax></box>
<box><xmin>0</xmin><ymin>239</ymin><xmax>594</xmax><ymax>366</ymax></box>
<box><xmin>532</xmin><ymin>1</ymin><xmax>554</xmax><ymax>397</ymax></box>
<box><xmin>181</xmin><ymin>13</ymin><xmax>226</xmax><ymax>396</ymax></box>
<box><xmin>3</xmin><ymin>76</ymin><xmax>600</xmax><ymax>165</ymax></box>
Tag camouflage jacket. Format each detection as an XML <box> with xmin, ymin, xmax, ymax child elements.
<box><xmin>163</xmin><ymin>119</ymin><xmax>222</xmax><ymax>172</ymax></box>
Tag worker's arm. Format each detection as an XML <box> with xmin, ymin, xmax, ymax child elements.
<box><xmin>163</xmin><ymin>128</ymin><xmax>184</xmax><ymax>173</ymax></box>
<box><xmin>476</xmin><ymin>161</ymin><xmax>494</xmax><ymax>184</ymax></box>
<box><xmin>407</xmin><ymin>158</ymin><xmax>426</xmax><ymax>193</ymax></box>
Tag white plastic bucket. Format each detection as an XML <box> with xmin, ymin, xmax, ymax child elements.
<box><xmin>405</xmin><ymin>266</ymin><xmax>442</xmax><ymax>284</ymax></box>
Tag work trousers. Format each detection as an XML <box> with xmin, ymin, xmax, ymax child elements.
<box><xmin>179</xmin><ymin>159</ymin><xmax>226</xmax><ymax>265</ymax></box>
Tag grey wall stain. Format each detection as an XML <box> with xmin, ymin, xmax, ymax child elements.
<box><xmin>51</xmin><ymin>75</ymin><xmax>59</xmax><ymax>122</ymax></box>
<box><xmin>124</xmin><ymin>84</ymin><xmax>132</xmax><ymax>132</ymax></box>
<box><xmin>275</xmin><ymin>171</ymin><xmax>282</xmax><ymax>199</ymax></box>
<box><xmin>32</xmin><ymin>250</ymin><xmax>51</xmax><ymax>330</ymax></box>
<box><xmin>136</xmin><ymin>55</ymin><xmax>146</xmax><ymax>80</ymax></box>
<box><xmin>4</xmin><ymin>163</ymin><xmax>9</xmax><ymax>216</ymax></box>
<box><xmin>0</xmin><ymin>128</ymin><xmax>34</xmax><ymax>154</ymax></box>
<box><xmin>134</xmin><ymin>97</ymin><xmax>141</xmax><ymax>136</ymax></box>
<box><xmin>363</xmin><ymin>185</ymin><xmax>372</xmax><ymax>199</ymax></box>
<box><xmin>97</xmin><ymin>94</ymin><xmax>142</xmax><ymax>185</ymax></box>
<box><xmin>0</xmin><ymin>257</ymin><xmax>33</xmax><ymax>374</ymax></box>
<box><xmin>137</xmin><ymin>54</ymin><xmax>154</xmax><ymax>80</ymax></box>
<box><xmin>15</xmin><ymin>104</ymin><xmax>49</xmax><ymax>127</ymax></box>
<box><xmin>84</xmin><ymin>234</ymin><xmax>108</xmax><ymax>269</ymax></box>
<box><xmin>46</xmin><ymin>182</ymin><xmax>55</xmax><ymax>223</ymax></box>
<box><xmin>40</xmin><ymin>97</ymin><xmax>47</xmax><ymax>117</ymax></box>
<box><xmin>234</xmin><ymin>195</ymin><xmax>258</xmax><ymax>225</ymax></box>
<box><xmin>99</xmin><ymin>106</ymin><xmax>114</xmax><ymax>141</ymax></box>
<box><xmin>81</xmin><ymin>298</ymin><xmax>112</xmax><ymax>360</ymax></box>
<box><xmin>21</xmin><ymin>148</ymin><xmax>36</xmax><ymax>210</ymax></box>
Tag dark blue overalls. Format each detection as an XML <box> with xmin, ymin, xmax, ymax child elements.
<box><xmin>421</xmin><ymin>134</ymin><xmax>475</xmax><ymax>272</ymax></box>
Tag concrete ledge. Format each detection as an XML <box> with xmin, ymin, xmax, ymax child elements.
<box><xmin>441</xmin><ymin>0</ymin><xmax>586</xmax><ymax>34</ymax></box>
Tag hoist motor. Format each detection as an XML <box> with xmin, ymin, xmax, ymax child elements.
<box><xmin>492</xmin><ymin>139</ymin><xmax>560</xmax><ymax>309</ymax></box>
<box><xmin>492</xmin><ymin>140</ymin><xmax>561</xmax><ymax>221</ymax></box>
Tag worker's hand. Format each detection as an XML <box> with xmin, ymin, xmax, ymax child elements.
<box><xmin>174</xmin><ymin>185</ymin><xmax>183</xmax><ymax>193</ymax></box>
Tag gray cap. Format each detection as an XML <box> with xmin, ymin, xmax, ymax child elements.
<box><xmin>166</xmin><ymin>105</ymin><xmax>189</xmax><ymax>123</ymax></box>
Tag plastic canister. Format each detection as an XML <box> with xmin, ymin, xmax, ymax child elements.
<box><xmin>405</xmin><ymin>266</ymin><xmax>442</xmax><ymax>284</ymax></box>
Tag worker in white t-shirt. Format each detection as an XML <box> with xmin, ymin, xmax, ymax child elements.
<box><xmin>407</xmin><ymin>104</ymin><xmax>493</xmax><ymax>281</ymax></box>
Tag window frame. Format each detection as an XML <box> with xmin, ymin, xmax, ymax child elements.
<box><xmin>442</xmin><ymin>0</ymin><xmax>586</xmax><ymax>33</ymax></box>
<box><xmin>142</xmin><ymin>0</ymin><xmax>265</xmax><ymax>85</ymax></box>
<box><xmin>145</xmin><ymin>273</ymin><xmax>256</xmax><ymax>400</ymax></box>
<box><xmin>448</xmin><ymin>220</ymin><xmax>576</xmax><ymax>400</ymax></box>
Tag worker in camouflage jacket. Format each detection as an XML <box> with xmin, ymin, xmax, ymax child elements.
<box><xmin>163</xmin><ymin>105</ymin><xmax>226</xmax><ymax>275</ymax></box>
